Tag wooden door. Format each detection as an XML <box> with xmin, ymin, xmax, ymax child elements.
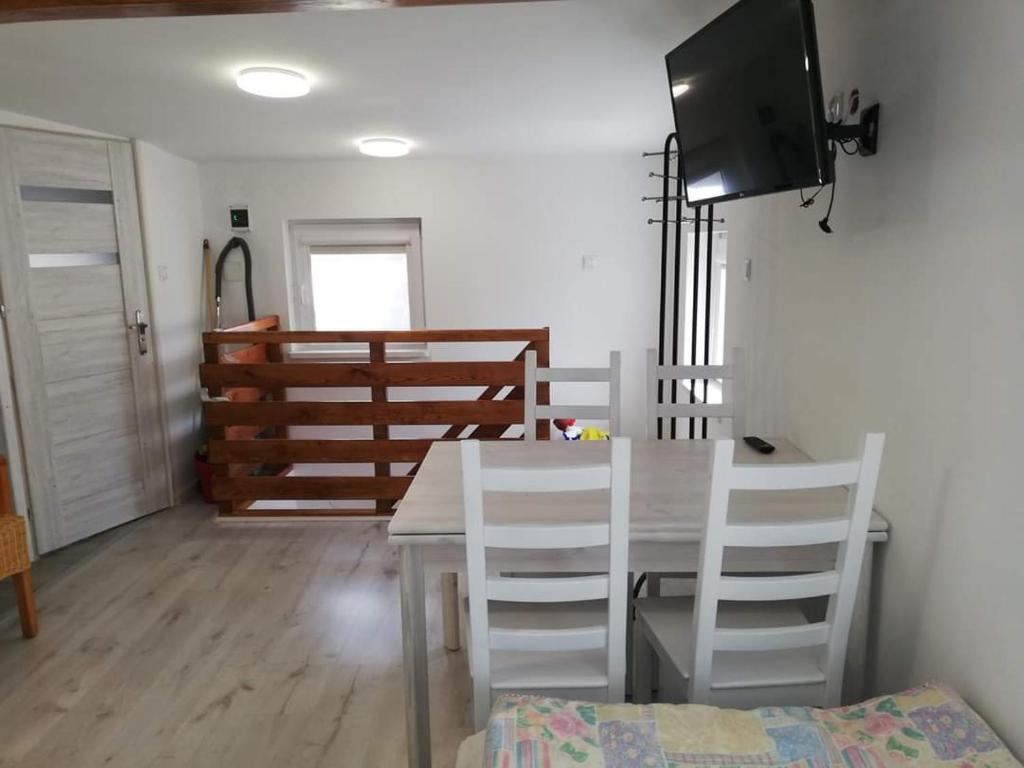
<box><xmin>0</xmin><ymin>128</ymin><xmax>171</xmax><ymax>553</ymax></box>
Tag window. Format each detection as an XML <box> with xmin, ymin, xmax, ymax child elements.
<box><xmin>288</xmin><ymin>219</ymin><xmax>425</xmax><ymax>356</ymax></box>
<box><xmin>308</xmin><ymin>247</ymin><xmax>411</xmax><ymax>331</ymax></box>
<box><xmin>681</xmin><ymin>230</ymin><xmax>728</xmax><ymax>404</ymax></box>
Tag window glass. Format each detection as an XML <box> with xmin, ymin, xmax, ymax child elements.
<box><xmin>310</xmin><ymin>251</ymin><xmax>411</xmax><ymax>331</ymax></box>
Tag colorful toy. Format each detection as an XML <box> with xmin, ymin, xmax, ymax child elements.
<box><xmin>552</xmin><ymin>418</ymin><xmax>610</xmax><ymax>441</ymax></box>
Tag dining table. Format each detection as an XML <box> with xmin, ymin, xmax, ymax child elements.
<box><xmin>387</xmin><ymin>437</ymin><xmax>890</xmax><ymax>768</ymax></box>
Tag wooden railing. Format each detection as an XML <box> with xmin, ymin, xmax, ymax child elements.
<box><xmin>201</xmin><ymin>318</ymin><xmax>549</xmax><ymax>518</ymax></box>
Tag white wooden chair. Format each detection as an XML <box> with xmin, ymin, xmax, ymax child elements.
<box><xmin>524</xmin><ymin>350</ymin><xmax>621</xmax><ymax>440</ymax></box>
<box><xmin>633</xmin><ymin>434</ymin><xmax>884</xmax><ymax>708</ymax></box>
<box><xmin>641</xmin><ymin>347</ymin><xmax>745</xmax><ymax>604</ymax></box>
<box><xmin>462</xmin><ymin>438</ymin><xmax>632</xmax><ymax>729</ymax></box>
<box><xmin>646</xmin><ymin>347</ymin><xmax>744</xmax><ymax>440</ymax></box>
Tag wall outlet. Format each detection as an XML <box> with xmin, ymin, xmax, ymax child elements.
<box><xmin>581</xmin><ymin>255</ymin><xmax>599</xmax><ymax>271</ymax></box>
<box><xmin>157</xmin><ymin>265</ymin><xmax>169</xmax><ymax>283</ymax></box>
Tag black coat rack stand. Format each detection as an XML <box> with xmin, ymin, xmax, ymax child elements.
<box><xmin>645</xmin><ymin>133</ymin><xmax>724</xmax><ymax>440</ymax></box>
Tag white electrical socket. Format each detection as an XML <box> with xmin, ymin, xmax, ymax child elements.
<box><xmin>581</xmin><ymin>255</ymin><xmax>599</xmax><ymax>271</ymax></box>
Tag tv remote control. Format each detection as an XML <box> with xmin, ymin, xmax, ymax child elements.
<box><xmin>743</xmin><ymin>436</ymin><xmax>776</xmax><ymax>455</ymax></box>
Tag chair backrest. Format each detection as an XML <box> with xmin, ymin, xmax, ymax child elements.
<box><xmin>690</xmin><ymin>434</ymin><xmax>885</xmax><ymax>707</ymax></box>
<box><xmin>646</xmin><ymin>347</ymin><xmax>744</xmax><ymax>439</ymax></box>
<box><xmin>524</xmin><ymin>349</ymin><xmax>621</xmax><ymax>440</ymax></box>
<box><xmin>462</xmin><ymin>438</ymin><xmax>631</xmax><ymax>725</ymax></box>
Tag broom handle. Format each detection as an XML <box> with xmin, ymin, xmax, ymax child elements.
<box><xmin>203</xmin><ymin>239</ymin><xmax>215</xmax><ymax>331</ymax></box>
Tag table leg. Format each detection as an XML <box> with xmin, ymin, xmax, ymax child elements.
<box><xmin>400</xmin><ymin>545</ymin><xmax>432</xmax><ymax>768</ymax></box>
<box><xmin>442</xmin><ymin>572</ymin><xmax>461</xmax><ymax>651</ymax></box>
<box><xmin>845</xmin><ymin>542</ymin><xmax>874</xmax><ymax>704</ymax></box>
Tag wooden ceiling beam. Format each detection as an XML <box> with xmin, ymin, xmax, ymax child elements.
<box><xmin>0</xmin><ymin>0</ymin><xmax>550</xmax><ymax>24</ymax></box>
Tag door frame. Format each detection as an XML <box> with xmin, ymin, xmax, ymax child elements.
<box><xmin>129</xmin><ymin>139</ymin><xmax>177</xmax><ymax>510</ymax></box>
<box><xmin>109</xmin><ymin>139</ymin><xmax>174</xmax><ymax>515</ymax></box>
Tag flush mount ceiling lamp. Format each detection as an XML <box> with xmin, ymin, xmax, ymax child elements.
<box><xmin>358</xmin><ymin>137</ymin><xmax>412</xmax><ymax>158</ymax></box>
<box><xmin>236</xmin><ymin>67</ymin><xmax>310</xmax><ymax>98</ymax></box>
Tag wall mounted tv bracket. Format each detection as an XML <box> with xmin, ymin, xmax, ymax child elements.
<box><xmin>826</xmin><ymin>103</ymin><xmax>880</xmax><ymax>156</ymax></box>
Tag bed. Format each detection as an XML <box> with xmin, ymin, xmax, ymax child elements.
<box><xmin>456</xmin><ymin>683</ymin><xmax>1020</xmax><ymax>768</ymax></box>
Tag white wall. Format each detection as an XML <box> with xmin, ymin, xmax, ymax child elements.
<box><xmin>726</xmin><ymin>0</ymin><xmax>1024</xmax><ymax>752</ymax></box>
<box><xmin>199</xmin><ymin>156</ymin><xmax>661</xmax><ymax>437</ymax></box>
<box><xmin>135</xmin><ymin>141</ymin><xmax>205</xmax><ymax>503</ymax></box>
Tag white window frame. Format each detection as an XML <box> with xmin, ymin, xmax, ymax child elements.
<box><xmin>287</xmin><ymin>219</ymin><xmax>426</xmax><ymax>359</ymax></box>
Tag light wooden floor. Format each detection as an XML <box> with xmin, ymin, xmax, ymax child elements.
<box><xmin>0</xmin><ymin>503</ymin><xmax>472</xmax><ymax>768</ymax></box>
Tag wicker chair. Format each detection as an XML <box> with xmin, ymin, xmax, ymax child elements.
<box><xmin>0</xmin><ymin>456</ymin><xmax>37</xmax><ymax>638</ymax></box>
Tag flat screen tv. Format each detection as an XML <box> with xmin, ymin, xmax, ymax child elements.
<box><xmin>666</xmin><ymin>0</ymin><xmax>832</xmax><ymax>206</ymax></box>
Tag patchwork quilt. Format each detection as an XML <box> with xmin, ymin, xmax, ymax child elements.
<box><xmin>484</xmin><ymin>683</ymin><xmax>1020</xmax><ymax>768</ymax></box>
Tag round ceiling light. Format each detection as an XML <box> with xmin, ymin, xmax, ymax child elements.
<box><xmin>358</xmin><ymin>137</ymin><xmax>412</xmax><ymax>158</ymax></box>
<box><xmin>236</xmin><ymin>67</ymin><xmax>310</xmax><ymax>98</ymax></box>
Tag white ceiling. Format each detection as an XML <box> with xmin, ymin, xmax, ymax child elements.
<box><xmin>0</xmin><ymin>0</ymin><xmax>727</xmax><ymax>161</ymax></box>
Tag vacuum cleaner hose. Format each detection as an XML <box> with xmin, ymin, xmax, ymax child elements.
<box><xmin>213</xmin><ymin>236</ymin><xmax>256</xmax><ymax>326</ymax></box>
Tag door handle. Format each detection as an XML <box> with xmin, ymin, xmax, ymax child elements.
<box><xmin>128</xmin><ymin>309</ymin><xmax>149</xmax><ymax>356</ymax></box>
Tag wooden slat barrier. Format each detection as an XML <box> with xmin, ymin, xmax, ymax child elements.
<box><xmin>204</xmin><ymin>400</ymin><xmax>525</xmax><ymax>427</ymax></box>
<box><xmin>208</xmin><ymin>439</ymin><xmax>436</xmax><ymax>464</ymax></box>
<box><xmin>201</xmin><ymin>319</ymin><xmax>550</xmax><ymax>518</ymax></box>
<box><xmin>199</xmin><ymin>361</ymin><xmax>526</xmax><ymax>388</ymax></box>
<box><xmin>204</xmin><ymin>328</ymin><xmax>550</xmax><ymax>344</ymax></box>
<box><xmin>212</xmin><ymin>476</ymin><xmax>414</xmax><ymax>500</ymax></box>
<box><xmin>202</xmin><ymin>315</ymin><xmax>289</xmax><ymax>513</ymax></box>
<box><xmin>368</xmin><ymin>341</ymin><xmax>390</xmax><ymax>513</ymax></box>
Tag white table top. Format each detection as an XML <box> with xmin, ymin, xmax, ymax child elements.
<box><xmin>387</xmin><ymin>438</ymin><xmax>889</xmax><ymax>543</ymax></box>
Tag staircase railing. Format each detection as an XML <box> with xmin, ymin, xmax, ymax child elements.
<box><xmin>200</xmin><ymin>319</ymin><xmax>549</xmax><ymax>518</ymax></box>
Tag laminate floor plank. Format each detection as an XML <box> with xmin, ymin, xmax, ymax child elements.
<box><xmin>0</xmin><ymin>504</ymin><xmax>471</xmax><ymax>768</ymax></box>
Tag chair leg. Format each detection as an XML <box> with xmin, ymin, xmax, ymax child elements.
<box><xmin>632</xmin><ymin>619</ymin><xmax>653</xmax><ymax>704</ymax></box>
<box><xmin>11</xmin><ymin>569</ymin><xmax>38</xmax><ymax>639</ymax></box>
<box><xmin>472</xmin><ymin>681</ymin><xmax>491</xmax><ymax>732</ymax></box>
